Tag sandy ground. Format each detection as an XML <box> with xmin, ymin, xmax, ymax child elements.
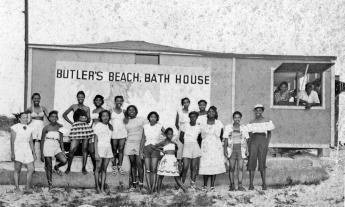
<box><xmin>0</xmin><ymin>148</ymin><xmax>343</xmax><ymax>207</ymax></box>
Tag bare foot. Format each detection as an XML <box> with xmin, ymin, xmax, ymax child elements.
<box><xmin>96</xmin><ymin>188</ymin><xmax>100</xmax><ymax>194</ymax></box>
<box><xmin>82</xmin><ymin>169</ymin><xmax>88</xmax><ymax>175</ymax></box>
<box><xmin>65</xmin><ymin>169</ymin><xmax>70</xmax><ymax>174</ymax></box>
<box><xmin>14</xmin><ymin>187</ymin><xmax>21</xmax><ymax>194</ymax></box>
<box><xmin>23</xmin><ymin>187</ymin><xmax>33</xmax><ymax>194</ymax></box>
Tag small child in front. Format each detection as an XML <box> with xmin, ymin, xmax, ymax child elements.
<box><xmin>154</xmin><ymin>128</ymin><xmax>187</xmax><ymax>193</ymax></box>
<box><xmin>10</xmin><ymin>112</ymin><xmax>36</xmax><ymax>193</ymax></box>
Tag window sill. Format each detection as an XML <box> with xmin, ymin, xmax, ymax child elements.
<box><xmin>270</xmin><ymin>105</ymin><xmax>325</xmax><ymax>110</ymax></box>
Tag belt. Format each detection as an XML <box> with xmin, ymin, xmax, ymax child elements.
<box><xmin>46</xmin><ymin>137</ymin><xmax>59</xmax><ymax>141</ymax></box>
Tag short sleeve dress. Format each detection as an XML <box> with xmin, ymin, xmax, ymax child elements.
<box><xmin>94</xmin><ymin>123</ymin><xmax>113</xmax><ymax>158</ymax></box>
<box><xmin>111</xmin><ymin>109</ymin><xmax>127</xmax><ymax>139</ymax></box>
<box><xmin>124</xmin><ymin>117</ymin><xmax>146</xmax><ymax>155</ymax></box>
<box><xmin>199</xmin><ymin>120</ymin><xmax>226</xmax><ymax>175</ymax></box>
<box><xmin>11</xmin><ymin>123</ymin><xmax>35</xmax><ymax>164</ymax></box>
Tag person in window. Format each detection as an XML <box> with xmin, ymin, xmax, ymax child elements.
<box><xmin>298</xmin><ymin>83</ymin><xmax>320</xmax><ymax>109</ymax></box>
<box><xmin>274</xmin><ymin>82</ymin><xmax>291</xmax><ymax>105</ymax></box>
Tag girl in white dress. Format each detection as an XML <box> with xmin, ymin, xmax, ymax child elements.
<box><xmin>110</xmin><ymin>95</ymin><xmax>127</xmax><ymax>175</ymax></box>
<box><xmin>154</xmin><ymin>128</ymin><xmax>187</xmax><ymax>193</ymax></box>
<box><xmin>10</xmin><ymin>112</ymin><xmax>36</xmax><ymax>193</ymax></box>
<box><xmin>199</xmin><ymin>106</ymin><xmax>226</xmax><ymax>191</ymax></box>
<box><xmin>197</xmin><ymin>99</ymin><xmax>208</xmax><ymax>125</ymax></box>
<box><xmin>94</xmin><ymin>110</ymin><xmax>113</xmax><ymax>194</ymax></box>
<box><xmin>89</xmin><ymin>95</ymin><xmax>106</xmax><ymax>172</ymax></box>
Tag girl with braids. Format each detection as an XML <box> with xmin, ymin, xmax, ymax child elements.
<box><xmin>93</xmin><ymin>110</ymin><xmax>113</xmax><ymax>194</ymax></box>
<box><xmin>63</xmin><ymin>91</ymin><xmax>91</xmax><ymax>174</ymax></box>
<box><xmin>40</xmin><ymin>111</ymin><xmax>67</xmax><ymax>190</ymax></box>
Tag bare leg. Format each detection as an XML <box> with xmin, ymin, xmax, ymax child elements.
<box><xmin>174</xmin><ymin>177</ymin><xmax>187</xmax><ymax>192</ymax></box>
<box><xmin>44</xmin><ymin>157</ymin><xmax>53</xmax><ymax>189</ymax></box>
<box><xmin>111</xmin><ymin>139</ymin><xmax>119</xmax><ymax>168</ymax></box>
<box><xmin>26</xmin><ymin>162</ymin><xmax>35</xmax><ymax>190</ymax></box>
<box><xmin>54</xmin><ymin>152</ymin><xmax>67</xmax><ymax>170</ymax></box>
<box><xmin>249</xmin><ymin>170</ymin><xmax>255</xmax><ymax>190</ymax></box>
<box><xmin>88</xmin><ymin>142</ymin><xmax>96</xmax><ymax>172</ymax></box>
<box><xmin>66</xmin><ymin>140</ymin><xmax>80</xmax><ymax>174</ymax></box>
<box><xmin>101</xmin><ymin>158</ymin><xmax>110</xmax><ymax>193</ymax></box>
<box><xmin>94</xmin><ymin>158</ymin><xmax>102</xmax><ymax>193</ymax></box>
<box><xmin>151</xmin><ymin>158</ymin><xmax>159</xmax><ymax>192</ymax></box>
<box><xmin>13</xmin><ymin>161</ymin><xmax>22</xmax><ymax>191</ymax></box>
<box><xmin>181</xmin><ymin>158</ymin><xmax>190</xmax><ymax>184</ymax></box>
<box><xmin>210</xmin><ymin>175</ymin><xmax>216</xmax><ymax>188</ymax></box>
<box><xmin>117</xmin><ymin>139</ymin><xmax>126</xmax><ymax>171</ymax></box>
<box><xmin>260</xmin><ymin>169</ymin><xmax>267</xmax><ymax>190</ymax></box>
<box><xmin>191</xmin><ymin>158</ymin><xmax>199</xmax><ymax>183</ymax></box>
<box><xmin>137</xmin><ymin>155</ymin><xmax>144</xmax><ymax>185</ymax></box>
<box><xmin>157</xmin><ymin>175</ymin><xmax>164</xmax><ymax>193</ymax></box>
<box><xmin>128</xmin><ymin>155</ymin><xmax>137</xmax><ymax>188</ymax></box>
<box><xmin>82</xmin><ymin>139</ymin><xmax>89</xmax><ymax>174</ymax></box>
<box><xmin>203</xmin><ymin>175</ymin><xmax>209</xmax><ymax>188</ymax></box>
<box><xmin>238</xmin><ymin>159</ymin><xmax>245</xmax><ymax>190</ymax></box>
<box><xmin>144</xmin><ymin>158</ymin><xmax>152</xmax><ymax>193</ymax></box>
<box><xmin>229</xmin><ymin>159</ymin><xmax>236</xmax><ymax>190</ymax></box>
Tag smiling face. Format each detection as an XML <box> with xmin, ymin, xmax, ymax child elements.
<box><xmin>100</xmin><ymin>112</ymin><xmax>110</xmax><ymax>124</ymax></box>
<box><xmin>32</xmin><ymin>95</ymin><xmax>40</xmax><ymax>106</ymax></box>
<box><xmin>233</xmin><ymin>114</ymin><xmax>241</xmax><ymax>124</ymax></box>
<box><xmin>182</xmin><ymin>99</ymin><xmax>190</xmax><ymax>109</ymax></box>
<box><xmin>77</xmin><ymin>94</ymin><xmax>85</xmax><ymax>104</ymax></box>
<box><xmin>127</xmin><ymin>106</ymin><xmax>137</xmax><ymax>118</ymax></box>
<box><xmin>149</xmin><ymin>113</ymin><xmax>158</xmax><ymax>124</ymax></box>
<box><xmin>49</xmin><ymin>113</ymin><xmax>58</xmax><ymax>123</ymax></box>
<box><xmin>207</xmin><ymin>108</ymin><xmax>216</xmax><ymax>119</ymax></box>
<box><xmin>254</xmin><ymin>107</ymin><xmax>264</xmax><ymax>118</ymax></box>
<box><xmin>19</xmin><ymin>113</ymin><xmax>29</xmax><ymax>125</ymax></box>
<box><xmin>280</xmin><ymin>83</ymin><xmax>288</xmax><ymax>93</ymax></box>
<box><xmin>94</xmin><ymin>97</ymin><xmax>103</xmax><ymax>107</ymax></box>
<box><xmin>115</xmin><ymin>97</ymin><xmax>124</xmax><ymax>108</ymax></box>
<box><xmin>189</xmin><ymin>113</ymin><xmax>198</xmax><ymax>124</ymax></box>
<box><xmin>166</xmin><ymin>129</ymin><xmax>174</xmax><ymax>140</ymax></box>
<box><xmin>198</xmin><ymin>102</ymin><xmax>207</xmax><ymax>111</ymax></box>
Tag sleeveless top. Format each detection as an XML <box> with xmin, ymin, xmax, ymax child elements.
<box><xmin>247</xmin><ymin>120</ymin><xmax>275</xmax><ymax>134</ymax></box>
<box><xmin>45</xmin><ymin>131</ymin><xmax>60</xmax><ymax>140</ymax></box>
<box><xmin>125</xmin><ymin>117</ymin><xmax>146</xmax><ymax>143</ymax></box>
<box><xmin>111</xmin><ymin>109</ymin><xmax>127</xmax><ymax>138</ymax></box>
<box><xmin>91</xmin><ymin>112</ymin><xmax>99</xmax><ymax>120</ymax></box>
<box><xmin>177</xmin><ymin>108</ymin><xmax>189</xmax><ymax>130</ymax></box>
<box><xmin>144</xmin><ymin>123</ymin><xmax>163</xmax><ymax>146</ymax></box>
<box><xmin>163</xmin><ymin>143</ymin><xmax>176</xmax><ymax>151</ymax></box>
<box><xmin>31</xmin><ymin>106</ymin><xmax>44</xmax><ymax>118</ymax></box>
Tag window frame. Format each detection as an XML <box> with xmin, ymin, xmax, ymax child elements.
<box><xmin>270</xmin><ymin>64</ymin><xmax>326</xmax><ymax>110</ymax></box>
<box><xmin>135</xmin><ymin>54</ymin><xmax>160</xmax><ymax>65</ymax></box>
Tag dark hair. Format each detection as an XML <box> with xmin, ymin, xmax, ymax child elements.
<box><xmin>76</xmin><ymin>91</ymin><xmax>85</xmax><ymax>97</ymax></box>
<box><xmin>279</xmin><ymin>82</ymin><xmax>288</xmax><ymax>90</ymax></box>
<box><xmin>207</xmin><ymin>106</ymin><xmax>218</xmax><ymax>119</ymax></box>
<box><xmin>164</xmin><ymin>127</ymin><xmax>173</xmax><ymax>135</ymax></box>
<box><xmin>99</xmin><ymin>110</ymin><xmax>113</xmax><ymax>131</ymax></box>
<box><xmin>232</xmin><ymin>111</ymin><xmax>242</xmax><ymax>118</ymax></box>
<box><xmin>181</xmin><ymin>97</ymin><xmax>190</xmax><ymax>105</ymax></box>
<box><xmin>93</xmin><ymin>95</ymin><xmax>104</xmax><ymax>106</ymax></box>
<box><xmin>147</xmin><ymin>111</ymin><xmax>159</xmax><ymax>122</ymax></box>
<box><xmin>31</xmin><ymin>93</ymin><xmax>41</xmax><ymax>100</ymax></box>
<box><xmin>13</xmin><ymin>111</ymin><xmax>29</xmax><ymax>121</ymax></box>
<box><xmin>198</xmin><ymin>99</ymin><xmax>207</xmax><ymax>105</ymax></box>
<box><xmin>305</xmin><ymin>83</ymin><xmax>313</xmax><ymax>90</ymax></box>
<box><xmin>189</xmin><ymin>111</ymin><xmax>199</xmax><ymax>118</ymax></box>
<box><xmin>114</xmin><ymin>95</ymin><xmax>124</xmax><ymax>101</ymax></box>
<box><xmin>126</xmin><ymin>105</ymin><xmax>138</xmax><ymax>117</ymax></box>
<box><xmin>73</xmin><ymin>108</ymin><xmax>87</xmax><ymax>122</ymax></box>
<box><xmin>49</xmin><ymin>110</ymin><xmax>58</xmax><ymax>117</ymax></box>
<box><xmin>254</xmin><ymin>107</ymin><xmax>265</xmax><ymax>112</ymax></box>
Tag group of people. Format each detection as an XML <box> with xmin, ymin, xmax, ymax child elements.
<box><xmin>10</xmin><ymin>91</ymin><xmax>275</xmax><ymax>194</ymax></box>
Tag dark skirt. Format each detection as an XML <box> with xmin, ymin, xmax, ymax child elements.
<box><xmin>247</xmin><ymin>133</ymin><xmax>268</xmax><ymax>171</ymax></box>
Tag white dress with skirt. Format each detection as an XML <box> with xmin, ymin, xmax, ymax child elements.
<box><xmin>199</xmin><ymin>120</ymin><xmax>226</xmax><ymax>175</ymax></box>
<box><xmin>157</xmin><ymin>143</ymin><xmax>179</xmax><ymax>176</ymax></box>
<box><xmin>11</xmin><ymin>123</ymin><xmax>35</xmax><ymax>164</ymax></box>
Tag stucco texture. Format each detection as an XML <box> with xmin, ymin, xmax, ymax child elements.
<box><xmin>0</xmin><ymin>0</ymin><xmax>344</xmax><ymax>116</ymax></box>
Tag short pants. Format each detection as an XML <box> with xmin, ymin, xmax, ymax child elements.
<box><xmin>143</xmin><ymin>144</ymin><xmax>161</xmax><ymax>158</ymax></box>
<box><xmin>43</xmin><ymin>139</ymin><xmax>62</xmax><ymax>157</ymax></box>
<box><xmin>182</xmin><ymin>142</ymin><xmax>201</xmax><ymax>159</ymax></box>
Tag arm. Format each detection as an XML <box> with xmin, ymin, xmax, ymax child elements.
<box><xmin>59</xmin><ymin>131</ymin><xmax>65</xmax><ymax>153</ymax></box>
<box><xmin>94</xmin><ymin>134</ymin><xmax>99</xmax><ymax>159</ymax></box>
<box><xmin>43</xmin><ymin>106</ymin><xmax>49</xmax><ymax>120</ymax></box>
<box><xmin>86</xmin><ymin>107</ymin><xmax>91</xmax><ymax>123</ymax></box>
<box><xmin>197</xmin><ymin>133</ymin><xmax>202</xmax><ymax>148</ymax></box>
<box><xmin>220</xmin><ymin>128</ymin><xmax>224</xmax><ymax>142</ymax></box>
<box><xmin>223</xmin><ymin>137</ymin><xmax>228</xmax><ymax>157</ymax></box>
<box><xmin>10</xmin><ymin>129</ymin><xmax>16</xmax><ymax>161</ymax></box>
<box><xmin>40</xmin><ymin>127</ymin><xmax>47</xmax><ymax>162</ymax></box>
<box><xmin>175</xmin><ymin>113</ymin><xmax>179</xmax><ymax>130</ymax></box>
<box><xmin>139</xmin><ymin>131</ymin><xmax>146</xmax><ymax>159</ymax></box>
<box><xmin>179</xmin><ymin>131</ymin><xmax>185</xmax><ymax>144</ymax></box>
<box><xmin>62</xmin><ymin>105</ymin><xmax>74</xmax><ymax>125</ymax></box>
<box><xmin>29</xmin><ymin>133</ymin><xmax>36</xmax><ymax>160</ymax></box>
<box><xmin>153</xmin><ymin>140</ymin><xmax>166</xmax><ymax>152</ymax></box>
<box><xmin>267</xmin><ymin>131</ymin><xmax>272</xmax><ymax>148</ymax></box>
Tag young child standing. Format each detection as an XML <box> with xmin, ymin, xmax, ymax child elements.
<box><xmin>155</xmin><ymin>128</ymin><xmax>187</xmax><ymax>193</ymax></box>
<box><xmin>40</xmin><ymin>111</ymin><xmax>67</xmax><ymax>190</ymax></box>
<box><xmin>93</xmin><ymin>110</ymin><xmax>113</xmax><ymax>194</ymax></box>
<box><xmin>10</xmin><ymin>112</ymin><xmax>36</xmax><ymax>193</ymax></box>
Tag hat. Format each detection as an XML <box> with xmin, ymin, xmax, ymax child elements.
<box><xmin>254</xmin><ymin>104</ymin><xmax>264</xmax><ymax>110</ymax></box>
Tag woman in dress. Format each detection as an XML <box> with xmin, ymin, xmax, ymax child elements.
<box><xmin>154</xmin><ymin>128</ymin><xmax>187</xmax><ymax>193</ymax></box>
<box><xmin>197</xmin><ymin>99</ymin><xmax>207</xmax><ymax>125</ymax></box>
<box><xmin>175</xmin><ymin>97</ymin><xmax>191</xmax><ymax>169</ymax></box>
<box><xmin>26</xmin><ymin>93</ymin><xmax>48</xmax><ymax>160</ymax></box>
<box><xmin>40</xmin><ymin>111</ymin><xmax>67</xmax><ymax>190</ymax></box>
<box><xmin>65</xmin><ymin>109</ymin><xmax>94</xmax><ymax>174</ymax></box>
<box><xmin>180</xmin><ymin>111</ymin><xmax>201</xmax><ymax>187</ymax></box>
<box><xmin>223</xmin><ymin>111</ymin><xmax>249</xmax><ymax>191</ymax></box>
<box><xmin>93</xmin><ymin>110</ymin><xmax>113</xmax><ymax>194</ymax></box>
<box><xmin>140</xmin><ymin>111</ymin><xmax>165</xmax><ymax>193</ymax></box>
<box><xmin>247</xmin><ymin>104</ymin><xmax>275</xmax><ymax>190</ymax></box>
<box><xmin>89</xmin><ymin>95</ymin><xmax>106</xmax><ymax>172</ymax></box>
<box><xmin>10</xmin><ymin>112</ymin><xmax>36</xmax><ymax>193</ymax></box>
<box><xmin>199</xmin><ymin>106</ymin><xmax>226</xmax><ymax>191</ymax></box>
<box><xmin>124</xmin><ymin>105</ymin><xmax>146</xmax><ymax>190</ymax></box>
<box><xmin>111</xmin><ymin>95</ymin><xmax>127</xmax><ymax>175</ymax></box>
<box><xmin>63</xmin><ymin>91</ymin><xmax>91</xmax><ymax>174</ymax></box>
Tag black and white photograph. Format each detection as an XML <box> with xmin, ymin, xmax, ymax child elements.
<box><xmin>0</xmin><ymin>0</ymin><xmax>344</xmax><ymax>206</ymax></box>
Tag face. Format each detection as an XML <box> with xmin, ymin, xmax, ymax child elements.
<box><xmin>280</xmin><ymin>84</ymin><xmax>287</xmax><ymax>92</ymax></box>
<box><xmin>77</xmin><ymin>94</ymin><xmax>85</xmax><ymax>104</ymax></box>
<box><xmin>32</xmin><ymin>95</ymin><xmax>40</xmax><ymax>106</ymax></box>
<box><xmin>19</xmin><ymin>114</ymin><xmax>29</xmax><ymax>124</ymax></box>
<box><xmin>207</xmin><ymin>108</ymin><xmax>216</xmax><ymax>119</ymax></box>
<box><xmin>115</xmin><ymin>97</ymin><xmax>124</xmax><ymax>108</ymax></box>
<box><xmin>127</xmin><ymin>107</ymin><xmax>137</xmax><ymax>118</ymax></box>
<box><xmin>198</xmin><ymin>102</ymin><xmax>206</xmax><ymax>111</ymax></box>
<box><xmin>233</xmin><ymin>114</ymin><xmax>241</xmax><ymax>124</ymax></box>
<box><xmin>182</xmin><ymin>99</ymin><xmax>190</xmax><ymax>108</ymax></box>
<box><xmin>149</xmin><ymin>113</ymin><xmax>158</xmax><ymax>124</ymax></box>
<box><xmin>94</xmin><ymin>98</ymin><xmax>103</xmax><ymax>107</ymax></box>
<box><xmin>79</xmin><ymin>115</ymin><xmax>88</xmax><ymax>122</ymax></box>
<box><xmin>100</xmin><ymin>112</ymin><xmax>110</xmax><ymax>124</ymax></box>
<box><xmin>49</xmin><ymin>114</ymin><xmax>58</xmax><ymax>123</ymax></box>
<box><xmin>166</xmin><ymin>130</ymin><xmax>173</xmax><ymax>140</ymax></box>
<box><xmin>306</xmin><ymin>85</ymin><xmax>313</xmax><ymax>93</ymax></box>
<box><xmin>254</xmin><ymin>108</ymin><xmax>264</xmax><ymax>117</ymax></box>
<box><xmin>189</xmin><ymin>113</ymin><xmax>198</xmax><ymax>123</ymax></box>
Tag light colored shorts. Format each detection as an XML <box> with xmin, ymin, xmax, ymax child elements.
<box><xmin>43</xmin><ymin>139</ymin><xmax>62</xmax><ymax>157</ymax></box>
<box><xmin>14</xmin><ymin>144</ymin><xmax>34</xmax><ymax>164</ymax></box>
<box><xmin>98</xmin><ymin>144</ymin><xmax>113</xmax><ymax>159</ymax></box>
<box><xmin>124</xmin><ymin>142</ymin><xmax>141</xmax><ymax>156</ymax></box>
<box><xmin>182</xmin><ymin>142</ymin><xmax>201</xmax><ymax>159</ymax></box>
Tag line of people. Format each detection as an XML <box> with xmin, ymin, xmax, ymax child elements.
<box><xmin>10</xmin><ymin>91</ymin><xmax>274</xmax><ymax>194</ymax></box>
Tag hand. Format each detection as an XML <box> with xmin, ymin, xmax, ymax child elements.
<box><xmin>245</xmin><ymin>149</ymin><xmax>249</xmax><ymax>157</ymax></box>
<box><xmin>139</xmin><ymin>151</ymin><xmax>144</xmax><ymax>160</ymax></box>
<box><xmin>95</xmin><ymin>153</ymin><xmax>100</xmax><ymax>160</ymax></box>
<box><xmin>11</xmin><ymin>153</ymin><xmax>15</xmax><ymax>162</ymax></box>
<box><xmin>305</xmin><ymin>104</ymin><xmax>311</xmax><ymax>110</ymax></box>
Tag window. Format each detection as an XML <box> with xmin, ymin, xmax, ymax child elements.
<box><xmin>272</xmin><ymin>63</ymin><xmax>333</xmax><ymax>109</ymax></box>
<box><xmin>135</xmin><ymin>54</ymin><xmax>160</xmax><ymax>64</ymax></box>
